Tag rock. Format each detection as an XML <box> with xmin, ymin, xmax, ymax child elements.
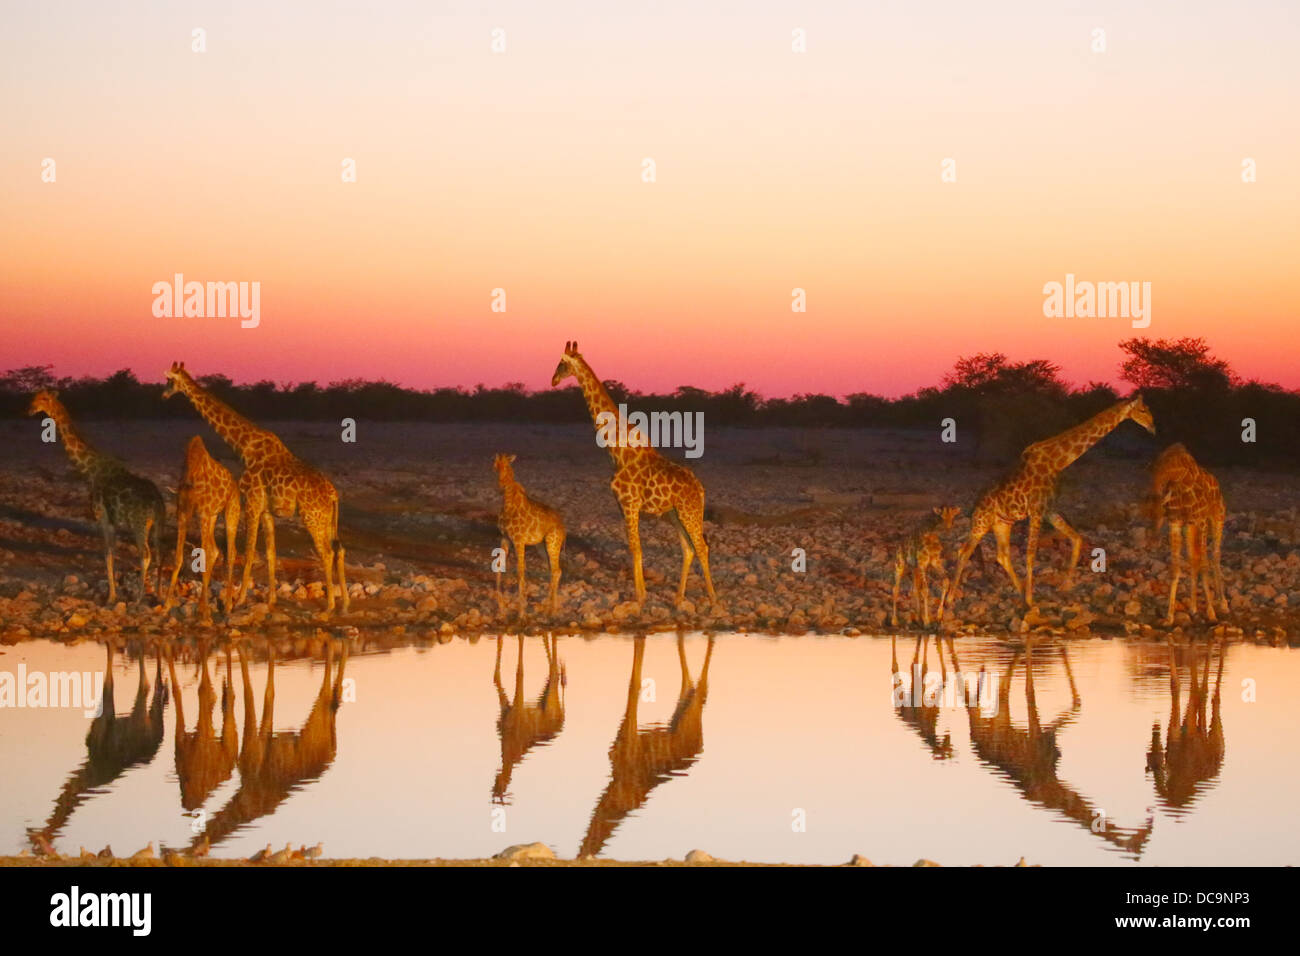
<box><xmin>684</xmin><ymin>849</ymin><xmax>714</xmax><ymax>864</ymax></box>
<box><xmin>495</xmin><ymin>842</ymin><xmax>555</xmax><ymax>862</ymax></box>
<box><xmin>913</xmin><ymin>858</ymin><xmax>941</xmax><ymax>867</ymax></box>
<box><xmin>848</xmin><ymin>854</ymin><xmax>873</xmax><ymax>867</ymax></box>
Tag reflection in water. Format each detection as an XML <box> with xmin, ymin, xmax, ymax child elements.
<box><xmin>27</xmin><ymin>644</ymin><xmax>166</xmax><ymax>850</ymax></box>
<box><xmin>579</xmin><ymin>634</ymin><xmax>714</xmax><ymax>859</ymax></box>
<box><xmin>1147</xmin><ymin>639</ymin><xmax>1225</xmax><ymax>811</ymax></box>
<box><xmin>168</xmin><ymin>643</ymin><xmax>237</xmax><ymax>812</ymax></box>
<box><xmin>493</xmin><ymin>634</ymin><xmax>566</xmax><ymax>803</ymax></box>
<box><xmin>891</xmin><ymin>635</ymin><xmax>954</xmax><ymax>759</ymax></box>
<box><xmin>186</xmin><ymin>641</ymin><xmax>346</xmax><ymax>852</ymax></box>
<box><xmin>947</xmin><ymin>637</ymin><xmax>1154</xmax><ymax>858</ymax></box>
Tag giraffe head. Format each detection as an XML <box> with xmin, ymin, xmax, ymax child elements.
<box><xmin>493</xmin><ymin>453</ymin><xmax>517</xmax><ymax>487</ymax></box>
<box><xmin>162</xmin><ymin>361</ymin><xmax>194</xmax><ymax>400</ymax></box>
<box><xmin>1125</xmin><ymin>394</ymin><xmax>1156</xmax><ymax>434</ymax></box>
<box><xmin>1142</xmin><ymin>487</ymin><xmax>1173</xmax><ymax>534</ymax></box>
<box><xmin>27</xmin><ymin>389</ymin><xmax>61</xmax><ymax>418</ymax></box>
<box><xmin>932</xmin><ymin>505</ymin><xmax>961</xmax><ymax>530</ymax></box>
<box><xmin>551</xmin><ymin>341</ymin><xmax>583</xmax><ymax>387</ymax></box>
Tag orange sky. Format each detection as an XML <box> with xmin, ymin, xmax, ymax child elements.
<box><xmin>2</xmin><ymin>2</ymin><xmax>1296</xmax><ymax>397</ymax></box>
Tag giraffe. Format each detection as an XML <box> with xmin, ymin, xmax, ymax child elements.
<box><xmin>28</xmin><ymin>643</ymin><xmax>167</xmax><ymax>852</ymax></box>
<box><xmin>578</xmin><ymin>634</ymin><xmax>713</xmax><ymax>859</ymax></box>
<box><xmin>890</xmin><ymin>634</ymin><xmax>955</xmax><ymax>758</ymax></box>
<box><xmin>491</xmin><ymin>634</ymin><xmax>566</xmax><ymax>803</ymax></box>
<box><xmin>938</xmin><ymin>395</ymin><xmax>1156</xmax><ymax>621</ymax></box>
<box><xmin>167</xmin><ymin>643</ymin><xmax>238</xmax><ymax>813</ymax></box>
<box><xmin>161</xmin><ymin>362</ymin><xmax>349</xmax><ymax>614</ymax></box>
<box><xmin>891</xmin><ymin>506</ymin><xmax>961</xmax><ymax>627</ymax></box>
<box><xmin>1146</xmin><ymin>638</ymin><xmax>1225</xmax><ymax>809</ymax></box>
<box><xmin>1146</xmin><ymin>443</ymin><xmax>1228</xmax><ymax>625</ymax></box>
<box><xmin>493</xmin><ymin>454</ymin><xmax>566</xmax><ymax>616</ymax></box>
<box><xmin>163</xmin><ymin>436</ymin><xmax>242</xmax><ymax>623</ymax></box>
<box><xmin>551</xmin><ymin>341</ymin><xmax>718</xmax><ymax>610</ymax></box>
<box><xmin>27</xmin><ymin>390</ymin><xmax>165</xmax><ymax>604</ymax></box>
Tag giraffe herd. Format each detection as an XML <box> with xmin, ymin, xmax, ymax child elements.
<box><xmin>23</xmin><ymin>345</ymin><xmax>1236</xmax><ymax>631</ymax></box>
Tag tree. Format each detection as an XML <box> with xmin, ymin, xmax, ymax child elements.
<box><xmin>1118</xmin><ymin>337</ymin><xmax>1234</xmax><ymax>391</ymax></box>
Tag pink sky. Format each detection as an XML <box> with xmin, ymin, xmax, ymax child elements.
<box><xmin>2</xmin><ymin>1</ymin><xmax>1296</xmax><ymax>398</ymax></box>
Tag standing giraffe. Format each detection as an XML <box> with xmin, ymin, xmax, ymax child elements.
<box><xmin>550</xmin><ymin>341</ymin><xmax>718</xmax><ymax>609</ymax></box>
<box><xmin>1146</xmin><ymin>443</ymin><xmax>1228</xmax><ymax>625</ymax></box>
<box><xmin>163</xmin><ymin>436</ymin><xmax>241</xmax><ymax>623</ymax></box>
<box><xmin>161</xmin><ymin>362</ymin><xmax>349</xmax><ymax>614</ymax></box>
<box><xmin>27</xmin><ymin>390</ymin><xmax>164</xmax><ymax>604</ymax></box>
<box><xmin>493</xmin><ymin>454</ymin><xmax>566</xmax><ymax>616</ymax></box>
<box><xmin>939</xmin><ymin>395</ymin><xmax>1155</xmax><ymax>621</ymax></box>
<box><xmin>891</xmin><ymin>506</ymin><xmax>961</xmax><ymax>627</ymax></box>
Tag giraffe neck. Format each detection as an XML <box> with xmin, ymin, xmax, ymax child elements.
<box><xmin>176</xmin><ymin>376</ymin><xmax>280</xmax><ymax>464</ymax></box>
<box><xmin>499</xmin><ymin>475</ymin><xmax>526</xmax><ymax>510</ymax></box>
<box><xmin>1030</xmin><ymin>400</ymin><xmax>1132</xmax><ymax>473</ymax></box>
<box><xmin>570</xmin><ymin>356</ymin><xmax>647</xmax><ymax>470</ymax></box>
<box><xmin>45</xmin><ymin>401</ymin><xmax>108</xmax><ymax>477</ymax></box>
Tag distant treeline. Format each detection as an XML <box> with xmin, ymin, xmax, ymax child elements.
<box><xmin>3</xmin><ymin>338</ymin><xmax>1296</xmax><ymax>468</ymax></box>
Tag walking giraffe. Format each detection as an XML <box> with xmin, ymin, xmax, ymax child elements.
<box><xmin>161</xmin><ymin>362</ymin><xmax>349</xmax><ymax>614</ymax></box>
<box><xmin>891</xmin><ymin>506</ymin><xmax>961</xmax><ymax>627</ymax></box>
<box><xmin>550</xmin><ymin>341</ymin><xmax>718</xmax><ymax>610</ymax></box>
<box><xmin>1147</xmin><ymin>443</ymin><xmax>1228</xmax><ymax>625</ymax></box>
<box><xmin>163</xmin><ymin>436</ymin><xmax>241</xmax><ymax>623</ymax></box>
<box><xmin>27</xmin><ymin>390</ymin><xmax>164</xmax><ymax>604</ymax></box>
<box><xmin>938</xmin><ymin>395</ymin><xmax>1156</xmax><ymax>621</ymax></box>
<box><xmin>493</xmin><ymin>454</ymin><xmax>566</xmax><ymax>616</ymax></box>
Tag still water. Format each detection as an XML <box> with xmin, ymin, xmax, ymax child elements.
<box><xmin>2</xmin><ymin>632</ymin><xmax>1295</xmax><ymax>865</ymax></box>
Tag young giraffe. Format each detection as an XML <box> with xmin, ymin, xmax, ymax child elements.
<box><xmin>27</xmin><ymin>390</ymin><xmax>164</xmax><ymax>604</ymax></box>
<box><xmin>891</xmin><ymin>506</ymin><xmax>961</xmax><ymax>627</ymax></box>
<box><xmin>551</xmin><ymin>341</ymin><xmax>718</xmax><ymax>610</ymax></box>
<box><xmin>163</xmin><ymin>436</ymin><xmax>242</xmax><ymax>623</ymax></box>
<box><xmin>161</xmin><ymin>362</ymin><xmax>349</xmax><ymax>615</ymax></box>
<box><xmin>938</xmin><ymin>395</ymin><xmax>1156</xmax><ymax>621</ymax></box>
<box><xmin>493</xmin><ymin>453</ymin><xmax>566</xmax><ymax>616</ymax></box>
<box><xmin>1147</xmin><ymin>443</ymin><xmax>1228</xmax><ymax>625</ymax></box>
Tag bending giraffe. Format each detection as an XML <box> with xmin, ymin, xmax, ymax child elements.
<box><xmin>891</xmin><ymin>506</ymin><xmax>961</xmax><ymax>627</ymax></box>
<box><xmin>493</xmin><ymin>454</ymin><xmax>566</xmax><ymax>616</ymax></box>
<box><xmin>27</xmin><ymin>390</ymin><xmax>165</xmax><ymax>604</ymax></box>
<box><xmin>163</xmin><ymin>436</ymin><xmax>241</xmax><ymax>623</ymax></box>
<box><xmin>551</xmin><ymin>341</ymin><xmax>718</xmax><ymax>610</ymax></box>
<box><xmin>1146</xmin><ymin>444</ymin><xmax>1228</xmax><ymax>625</ymax></box>
<box><xmin>161</xmin><ymin>362</ymin><xmax>349</xmax><ymax>614</ymax></box>
<box><xmin>939</xmin><ymin>395</ymin><xmax>1155</xmax><ymax>621</ymax></box>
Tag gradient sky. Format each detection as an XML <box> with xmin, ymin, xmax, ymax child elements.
<box><xmin>2</xmin><ymin>1</ymin><xmax>1297</xmax><ymax>398</ymax></box>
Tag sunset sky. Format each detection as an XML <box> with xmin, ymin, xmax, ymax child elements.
<box><xmin>2</xmin><ymin>1</ymin><xmax>1296</xmax><ymax>398</ymax></box>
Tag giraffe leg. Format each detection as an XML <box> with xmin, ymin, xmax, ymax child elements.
<box><xmin>1046</xmin><ymin>511</ymin><xmax>1083</xmax><ymax>591</ymax></box>
<box><xmin>891</xmin><ymin>550</ymin><xmax>904</xmax><ymax>628</ymax></box>
<box><xmin>334</xmin><ymin>538</ymin><xmax>349</xmax><ymax>614</ymax></box>
<box><xmin>672</xmin><ymin>517</ymin><xmax>694</xmax><ymax>608</ymax></box>
<box><xmin>1024</xmin><ymin>514</ymin><xmax>1041</xmax><ymax>608</ymax></box>
<box><xmin>305</xmin><ymin>512</ymin><xmax>336</xmax><ymax>615</ymax></box>
<box><xmin>545</xmin><ymin>528</ymin><xmax>564</xmax><ymax>615</ymax></box>
<box><xmin>992</xmin><ymin>520</ymin><xmax>1023</xmax><ymax>599</ymax></box>
<box><xmin>938</xmin><ymin>521</ymin><xmax>990</xmax><ymax>622</ymax></box>
<box><xmin>222</xmin><ymin>494</ymin><xmax>240</xmax><ymax>616</ymax></box>
<box><xmin>199</xmin><ymin>513</ymin><xmax>218</xmax><ymax>624</ymax></box>
<box><xmin>915</xmin><ymin>560</ymin><xmax>929</xmax><ymax>627</ymax></box>
<box><xmin>238</xmin><ymin>482</ymin><xmax>265</xmax><ymax>607</ymax></box>
<box><xmin>100</xmin><ymin>510</ymin><xmax>117</xmax><ymax>606</ymax></box>
<box><xmin>164</xmin><ymin>497</ymin><xmax>190</xmax><ymax>612</ymax></box>
<box><xmin>1211</xmin><ymin>514</ymin><xmax>1228</xmax><ymax>614</ymax></box>
<box><xmin>515</xmin><ymin>537</ymin><xmax>528</xmax><ymax>616</ymax></box>
<box><xmin>495</xmin><ymin>537</ymin><xmax>508</xmax><ymax>614</ymax></box>
<box><xmin>678</xmin><ymin>499</ymin><xmax>718</xmax><ymax>609</ymax></box>
<box><xmin>261</xmin><ymin>513</ymin><xmax>278</xmax><ymax>606</ymax></box>
<box><xmin>622</xmin><ymin>505</ymin><xmax>646</xmax><ymax>607</ymax></box>
<box><xmin>135</xmin><ymin>521</ymin><xmax>152</xmax><ymax>605</ymax></box>
<box><xmin>1164</xmin><ymin>522</ymin><xmax>1183</xmax><ymax>626</ymax></box>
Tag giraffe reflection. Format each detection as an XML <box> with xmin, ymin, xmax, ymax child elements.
<box><xmin>167</xmin><ymin>643</ymin><xmax>237</xmax><ymax>812</ymax></box>
<box><xmin>1147</xmin><ymin>639</ymin><xmax>1225</xmax><ymax>810</ymax></box>
<box><xmin>950</xmin><ymin>638</ymin><xmax>1154</xmax><ymax>858</ymax></box>
<box><xmin>891</xmin><ymin>634</ymin><xmax>954</xmax><ymax>759</ymax></box>
<box><xmin>29</xmin><ymin>643</ymin><xmax>166</xmax><ymax>849</ymax></box>
<box><xmin>579</xmin><ymin>635</ymin><xmax>714</xmax><ymax>859</ymax></box>
<box><xmin>187</xmin><ymin>640</ymin><xmax>346</xmax><ymax>851</ymax></box>
<box><xmin>492</xmin><ymin>634</ymin><xmax>566</xmax><ymax>803</ymax></box>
